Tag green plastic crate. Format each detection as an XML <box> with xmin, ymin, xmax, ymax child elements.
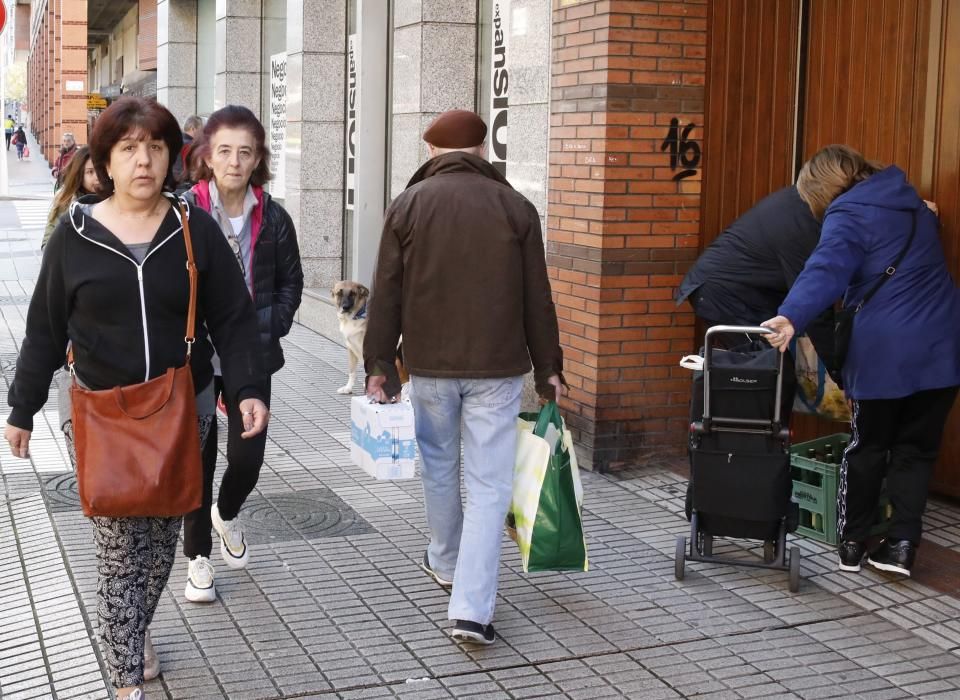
<box><xmin>790</xmin><ymin>433</ymin><xmax>892</xmax><ymax>545</ymax></box>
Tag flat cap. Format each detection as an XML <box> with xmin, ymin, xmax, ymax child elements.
<box><xmin>423</xmin><ymin>110</ymin><xmax>487</xmax><ymax>148</ymax></box>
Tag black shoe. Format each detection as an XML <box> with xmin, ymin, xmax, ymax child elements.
<box><xmin>451</xmin><ymin>620</ymin><xmax>496</xmax><ymax>645</ymax></box>
<box><xmin>420</xmin><ymin>550</ymin><xmax>452</xmax><ymax>586</ymax></box>
<box><xmin>867</xmin><ymin>539</ymin><xmax>915</xmax><ymax>577</ymax></box>
<box><xmin>838</xmin><ymin>541</ymin><xmax>866</xmax><ymax>572</ymax></box>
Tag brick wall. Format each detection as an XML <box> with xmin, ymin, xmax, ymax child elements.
<box><xmin>27</xmin><ymin>0</ymin><xmax>88</xmax><ymax>162</ymax></box>
<box><xmin>60</xmin><ymin>0</ymin><xmax>89</xmax><ymax>146</ymax></box>
<box><xmin>548</xmin><ymin>0</ymin><xmax>707</xmax><ymax>470</ymax></box>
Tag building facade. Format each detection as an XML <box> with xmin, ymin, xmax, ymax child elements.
<box><xmin>25</xmin><ymin>0</ymin><xmax>88</xmax><ymax>162</ymax></box>
<box><xmin>21</xmin><ymin>0</ymin><xmax>960</xmax><ymax>492</ymax></box>
<box><xmin>25</xmin><ymin>0</ymin><xmax>157</xmax><ymax>159</ymax></box>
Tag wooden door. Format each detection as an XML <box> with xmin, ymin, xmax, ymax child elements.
<box><xmin>926</xmin><ymin>0</ymin><xmax>960</xmax><ymax>497</ymax></box>
<box><xmin>802</xmin><ymin>0</ymin><xmax>931</xmax><ymax>185</ymax></box>
<box><xmin>701</xmin><ymin>0</ymin><xmax>802</xmax><ymax>248</ymax></box>
<box><xmin>701</xmin><ymin>0</ymin><xmax>960</xmax><ymax>497</ymax></box>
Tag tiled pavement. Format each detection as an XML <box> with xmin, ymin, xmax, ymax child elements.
<box><xmin>1</xmin><ymin>193</ymin><xmax>960</xmax><ymax>699</ymax></box>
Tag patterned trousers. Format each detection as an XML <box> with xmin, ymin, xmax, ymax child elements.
<box><xmin>64</xmin><ymin>416</ymin><xmax>213</xmax><ymax>688</ymax></box>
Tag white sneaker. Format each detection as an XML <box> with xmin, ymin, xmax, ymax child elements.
<box><xmin>143</xmin><ymin>629</ymin><xmax>160</xmax><ymax>680</ymax></box>
<box><xmin>184</xmin><ymin>556</ymin><xmax>216</xmax><ymax>603</ymax></box>
<box><xmin>211</xmin><ymin>504</ymin><xmax>249</xmax><ymax>569</ymax></box>
<box><xmin>119</xmin><ymin>689</ymin><xmax>145</xmax><ymax>699</ymax></box>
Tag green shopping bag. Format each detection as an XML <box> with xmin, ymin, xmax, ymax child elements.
<box><xmin>508</xmin><ymin>401</ymin><xmax>588</xmax><ymax>573</ymax></box>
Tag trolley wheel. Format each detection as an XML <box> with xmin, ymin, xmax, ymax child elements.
<box><xmin>675</xmin><ymin>536</ymin><xmax>686</xmax><ymax>580</ymax></box>
<box><xmin>701</xmin><ymin>534</ymin><xmax>713</xmax><ymax>556</ymax></box>
<box><xmin>788</xmin><ymin>547</ymin><xmax>801</xmax><ymax>592</ymax></box>
<box><xmin>763</xmin><ymin>540</ymin><xmax>776</xmax><ymax>563</ymax></box>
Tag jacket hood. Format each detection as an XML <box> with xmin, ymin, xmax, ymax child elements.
<box><xmin>405</xmin><ymin>151</ymin><xmax>513</xmax><ymax>190</ymax></box>
<box><xmin>830</xmin><ymin>165</ymin><xmax>921</xmax><ymax>214</ymax></box>
<box><xmin>68</xmin><ymin>192</ymin><xmax>188</xmax><ymax>258</ymax></box>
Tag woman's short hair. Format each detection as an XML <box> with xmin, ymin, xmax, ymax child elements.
<box><xmin>88</xmin><ymin>97</ymin><xmax>183</xmax><ymax>195</ymax></box>
<box><xmin>190</xmin><ymin>105</ymin><xmax>272</xmax><ymax>187</ymax></box>
<box><xmin>183</xmin><ymin>115</ymin><xmax>204</xmax><ymax>133</ymax></box>
<box><xmin>796</xmin><ymin>145</ymin><xmax>884</xmax><ymax>220</ymax></box>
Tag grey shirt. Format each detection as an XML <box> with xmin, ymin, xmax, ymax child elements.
<box><xmin>207</xmin><ymin>182</ymin><xmax>256</xmax><ymax>292</ymax></box>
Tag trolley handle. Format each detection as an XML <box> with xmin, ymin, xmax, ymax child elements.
<box><xmin>702</xmin><ymin>325</ymin><xmax>784</xmax><ymax>429</ymax></box>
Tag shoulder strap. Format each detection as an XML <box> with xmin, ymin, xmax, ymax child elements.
<box><xmin>855</xmin><ymin>209</ymin><xmax>918</xmax><ymax>312</ymax></box>
<box><xmin>181</xmin><ymin>203</ymin><xmax>198</xmax><ymax>358</ymax></box>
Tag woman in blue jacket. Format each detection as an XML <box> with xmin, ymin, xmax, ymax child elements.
<box><xmin>763</xmin><ymin>145</ymin><xmax>960</xmax><ymax>577</ymax></box>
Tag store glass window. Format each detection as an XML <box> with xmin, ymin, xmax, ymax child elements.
<box><xmin>196</xmin><ymin>0</ymin><xmax>216</xmax><ymax>116</ymax></box>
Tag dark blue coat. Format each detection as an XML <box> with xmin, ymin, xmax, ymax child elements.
<box><xmin>677</xmin><ymin>186</ymin><xmax>822</xmax><ymax>324</ymax></box>
<box><xmin>779</xmin><ymin>166</ymin><xmax>960</xmax><ymax>400</ymax></box>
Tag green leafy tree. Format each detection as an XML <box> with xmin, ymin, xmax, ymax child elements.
<box><xmin>6</xmin><ymin>62</ymin><xmax>27</xmax><ymax>102</ymax></box>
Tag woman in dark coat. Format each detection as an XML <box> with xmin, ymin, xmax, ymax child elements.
<box><xmin>179</xmin><ymin>105</ymin><xmax>303</xmax><ymax>603</ymax></box>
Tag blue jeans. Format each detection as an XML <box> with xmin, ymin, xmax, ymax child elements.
<box><xmin>410</xmin><ymin>375</ymin><xmax>524</xmax><ymax>625</ymax></box>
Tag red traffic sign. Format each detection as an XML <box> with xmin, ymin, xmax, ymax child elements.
<box><xmin>0</xmin><ymin>4</ymin><xmax>6</xmax><ymax>36</ymax></box>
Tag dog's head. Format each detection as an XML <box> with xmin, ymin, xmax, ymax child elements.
<box><xmin>332</xmin><ymin>281</ymin><xmax>370</xmax><ymax>317</ymax></box>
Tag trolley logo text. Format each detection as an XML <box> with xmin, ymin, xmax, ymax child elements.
<box><xmin>728</xmin><ymin>377</ymin><xmax>759</xmax><ymax>384</ymax></box>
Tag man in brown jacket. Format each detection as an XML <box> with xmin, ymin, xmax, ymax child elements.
<box><xmin>364</xmin><ymin>110</ymin><xmax>564</xmax><ymax>645</ymax></box>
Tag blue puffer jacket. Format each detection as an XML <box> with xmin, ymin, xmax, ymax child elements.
<box><xmin>779</xmin><ymin>166</ymin><xmax>960</xmax><ymax>400</ymax></box>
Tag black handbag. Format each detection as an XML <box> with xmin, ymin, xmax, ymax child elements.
<box><xmin>833</xmin><ymin>209</ymin><xmax>917</xmax><ymax>382</ymax></box>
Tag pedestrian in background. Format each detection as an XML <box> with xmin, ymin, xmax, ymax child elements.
<box><xmin>4</xmin><ymin>114</ymin><xmax>14</xmax><ymax>150</ymax></box>
<box><xmin>180</xmin><ymin>104</ymin><xmax>303</xmax><ymax>603</ymax></box>
<box><xmin>763</xmin><ymin>144</ymin><xmax>960</xmax><ymax>578</ymax></box>
<box><xmin>5</xmin><ymin>96</ymin><xmax>268</xmax><ymax>699</ymax></box>
<box><xmin>174</xmin><ymin>114</ymin><xmax>203</xmax><ymax>184</ymax></box>
<box><xmin>13</xmin><ymin>125</ymin><xmax>26</xmax><ymax>161</ymax></box>
<box><xmin>364</xmin><ymin>110</ymin><xmax>565</xmax><ymax>645</ymax></box>
<box><xmin>52</xmin><ymin>132</ymin><xmax>78</xmax><ymax>189</ymax></box>
<box><xmin>43</xmin><ymin>146</ymin><xmax>99</xmax><ymax>248</ymax></box>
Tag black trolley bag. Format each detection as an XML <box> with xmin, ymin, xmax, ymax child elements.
<box><xmin>675</xmin><ymin>325</ymin><xmax>802</xmax><ymax>592</ymax></box>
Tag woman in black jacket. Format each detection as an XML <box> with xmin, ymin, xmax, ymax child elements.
<box><xmin>180</xmin><ymin>105</ymin><xmax>303</xmax><ymax>603</ymax></box>
<box><xmin>4</xmin><ymin>97</ymin><xmax>268</xmax><ymax>699</ymax></box>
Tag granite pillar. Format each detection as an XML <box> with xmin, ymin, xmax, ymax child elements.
<box><xmin>156</xmin><ymin>0</ymin><xmax>197</xmax><ymax>124</ymax></box>
<box><xmin>390</xmin><ymin>0</ymin><xmax>478</xmax><ymax>198</ymax></box>
<box><xmin>214</xmin><ymin>0</ymin><xmax>262</xmax><ymax>115</ymax></box>
<box><xmin>286</xmin><ymin>0</ymin><xmax>346</xmax><ymax>338</ymax></box>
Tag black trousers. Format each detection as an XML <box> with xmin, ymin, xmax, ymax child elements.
<box><xmin>182</xmin><ymin>376</ymin><xmax>271</xmax><ymax>559</ymax></box>
<box><xmin>5</xmin><ymin>132</ymin><xmax>11</xmax><ymax>149</ymax></box>
<box><xmin>839</xmin><ymin>385</ymin><xmax>958</xmax><ymax>544</ymax></box>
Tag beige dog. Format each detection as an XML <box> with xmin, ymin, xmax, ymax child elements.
<box><xmin>332</xmin><ymin>281</ymin><xmax>369</xmax><ymax>394</ymax></box>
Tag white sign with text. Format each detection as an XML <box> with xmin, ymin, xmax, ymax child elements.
<box><xmin>345</xmin><ymin>34</ymin><xmax>358</xmax><ymax>211</ymax></box>
<box><xmin>269</xmin><ymin>52</ymin><xmax>287</xmax><ymax>199</ymax></box>
<box><xmin>489</xmin><ymin>1</ymin><xmax>509</xmax><ymax>176</ymax></box>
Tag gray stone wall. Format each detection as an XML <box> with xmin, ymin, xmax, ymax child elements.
<box><xmin>215</xmin><ymin>0</ymin><xmax>262</xmax><ymax>115</ymax></box>
<box><xmin>156</xmin><ymin>0</ymin><xmax>197</xmax><ymax>124</ymax></box>
<box><xmin>285</xmin><ymin>0</ymin><xmax>346</xmax><ymax>292</ymax></box>
<box><xmin>390</xmin><ymin>0</ymin><xmax>478</xmax><ymax>199</ymax></box>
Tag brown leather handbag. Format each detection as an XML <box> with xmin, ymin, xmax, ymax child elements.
<box><xmin>71</xmin><ymin>204</ymin><xmax>203</xmax><ymax>518</ymax></box>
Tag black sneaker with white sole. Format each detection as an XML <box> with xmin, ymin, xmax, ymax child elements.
<box><xmin>451</xmin><ymin>620</ymin><xmax>495</xmax><ymax>645</ymax></box>
<box><xmin>838</xmin><ymin>541</ymin><xmax>866</xmax><ymax>572</ymax></box>
<box><xmin>420</xmin><ymin>550</ymin><xmax>453</xmax><ymax>587</ymax></box>
<box><xmin>867</xmin><ymin>539</ymin><xmax>915</xmax><ymax>576</ymax></box>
